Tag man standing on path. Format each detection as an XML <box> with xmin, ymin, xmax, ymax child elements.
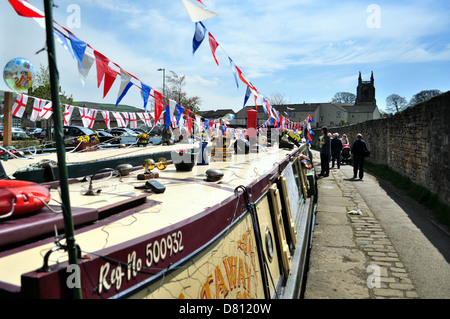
<box><xmin>318</xmin><ymin>126</ymin><xmax>331</xmax><ymax>177</ymax></box>
<box><xmin>331</xmin><ymin>133</ymin><xmax>343</xmax><ymax>169</ymax></box>
<box><xmin>351</xmin><ymin>133</ymin><xmax>369</xmax><ymax>179</ymax></box>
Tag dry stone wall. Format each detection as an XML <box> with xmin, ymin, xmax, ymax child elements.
<box><xmin>312</xmin><ymin>91</ymin><xmax>450</xmax><ymax>205</ymax></box>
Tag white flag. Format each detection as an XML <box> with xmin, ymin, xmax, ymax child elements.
<box><xmin>112</xmin><ymin>111</ymin><xmax>125</xmax><ymax>127</ymax></box>
<box><xmin>12</xmin><ymin>93</ymin><xmax>28</xmax><ymax>118</ymax></box>
<box><xmin>39</xmin><ymin>101</ymin><xmax>53</xmax><ymax>120</ymax></box>
<box><xmin>102</xmin><ymin>110</ymin><xmax>111</xmax><ymax>130</ymax></box>
<box><xmin>63</xmin><ymin>104</ymin><xmax>75</xmax><ymax>125</ymax></box>
<box><xmin>30</xmin><ymin>98</ymin><xmax>45</xmax><ymax>122</ymax></box>
<box><xmin>77</xmin><ymin>51</ymin><xmax>95</xmax><ymax>86</ymax></box>
<box><xmin>181</xmin><ymin>0</ymin><xmax>218</xmax><ymax>22</ymax></box>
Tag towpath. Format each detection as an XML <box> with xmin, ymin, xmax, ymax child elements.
<box><xmin>303</xmin><ymin>150</ymin><xmax>450</xmax><ymax>299</ymax></box>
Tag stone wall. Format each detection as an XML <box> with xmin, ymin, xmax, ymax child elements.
<box><xmin>312</xmin><ymin>91</ymin><xmax>450</xmax><ymax>205</ymax></box>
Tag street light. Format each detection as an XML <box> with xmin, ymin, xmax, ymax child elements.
<box><xmin>157</xmin><ymin>68</ymin><xmax>165</xmax><ymax>97</ymax></box>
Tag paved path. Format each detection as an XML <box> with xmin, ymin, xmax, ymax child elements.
<box><xmin>304</xmin><ymin>150</ymin><xmax>450</xmax><ymax>299</ymax></box>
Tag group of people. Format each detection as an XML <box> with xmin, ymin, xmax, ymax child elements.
<box><xmin>318</xmin><ymin>126</ymin><xmax>369</xmax><ymax>180</ymax></box>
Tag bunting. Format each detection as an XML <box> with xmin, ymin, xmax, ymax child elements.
<box><xmin>112</xmin><ymin>111</ymin><xmax>125</xmax><ymax>127</ymax></box>
<box><xmin>208</xmin><ymin>32</ymin><xmax>220</xmax><ymax>66</ymax></box>
<box><xmin>154</xmin><ymin>90</ymin><xmax>164</xmax><ymax>123</ymax></box>
<box><xmin>30</xmin><ymin>98</ymin><xmax>45</xmax><ymax>122</ymax></box>
<box><xmin>12</xmin><ymin>93</ymin><xmax>28</xmax><ymax>118</ymax></box>
<box><xmin>63</xmin><ymin>104</ymin><xmax>75</xmax><ymax>125</ymax></box>
<box><xmin>116</xmin><ymin>70</ymin><xmax>133</xmax><ymax>107</ymax></box>
<box><xmin>38</xmin><ymin>101</ymin><xmax>53</xmax><ymax>119</ymax></box>
<box><xmin>101</xmin><ymin>110</ymin><xmax>111</xmax><ymax>129</ymax></box>
<box><xmin>193</xmin><ymin>21</ymin><xmax>207</xmax><ymax>55</ymax></box>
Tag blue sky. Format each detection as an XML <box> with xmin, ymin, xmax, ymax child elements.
<box><xmin>1</xmin><ymin>0</ymin><xmax>449</xmax><ymax>113</ymax></box>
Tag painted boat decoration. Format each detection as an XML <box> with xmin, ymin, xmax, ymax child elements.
<box><xmin>0</xmin><ymin>142</ymin><xmax>317</xmax><ymax>299</ymax></box>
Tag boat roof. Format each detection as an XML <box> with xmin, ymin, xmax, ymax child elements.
<box><xmin>0</xmin><ymin>143</ymin><xmax>299</xmax><ymax>289</ymax></box>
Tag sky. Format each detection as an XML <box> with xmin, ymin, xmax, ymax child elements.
<box><xmin>1</xmin><ymin>0</ymin><xmax>449</xmax><ymax>114</ymax></box>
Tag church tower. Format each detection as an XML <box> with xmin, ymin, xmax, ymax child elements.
<box><xmin>355</xmin><ymin>71</ymin><xmax>376</xmax><ymax>105</ymax></box>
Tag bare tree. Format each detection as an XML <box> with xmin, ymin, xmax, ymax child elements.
<box><xmin>331</xmin><ymin>92</ymin><xmax>356</xmax><ymax>104</ymax></box>
<box><xmin>386</xmin><ymin>94</ymin><xmax>407</xmax><ymax>113</ymax></box>
<box><xmin>268</xmin><ymin>91</ymin><xmax>290</xmax><ymax>106</ymax></box>
<box><xmin>165</xmin><ymin>70</ymin><xmax>201</xmax><ymax>114</ymax></box>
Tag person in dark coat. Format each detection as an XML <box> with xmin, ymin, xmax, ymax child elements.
<box><xmin>350</xmin><ymin>133</ymin><xmax>369</xmax><ymax>179</ymax></box>
<box><xmin>331</xmin><ymin>133</ymin><xmax>343</xmax><ymax>169</ymax></box>
<box><xmin>318</xmin><ymin>126</ymin><xmax>331</xmax><ymax>177</ymax></box>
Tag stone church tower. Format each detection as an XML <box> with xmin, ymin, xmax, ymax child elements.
<box><xmin>355</xmin><ymin>71</ymin><xmax>376</xmax><ymax>105</ymax></box>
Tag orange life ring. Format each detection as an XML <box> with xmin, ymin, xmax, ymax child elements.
<box><xmin>0</xmin><ymin>180</ymin><xmax>51</xmax><ymax>219</ymax></box>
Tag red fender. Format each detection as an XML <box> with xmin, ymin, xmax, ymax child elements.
<box><xmin>0</xmin><ymin>180</ymin><xmax>51</xmax><ymax>218</ymax></box>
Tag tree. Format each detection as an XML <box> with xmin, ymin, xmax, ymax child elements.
<box><xmin>409</xmin><ymin>90</ymin><xmax>442</xmax><ymax>106</ymax></box>
<box><xmin>331</xmin><ymin>92</ymin><xmax>356</xmax><ymax>104</ymax></box>
<box><xmin>268</xmin><ymin>91</ymin><xmax>290</xmax><ymax>106</ymax></box>
<box><xmin>165</xmin><ymin>70</ymin><xmax>201</xmax><ymax>114</ymax></box>
<box><xmin>25</xmin><ymin>64</ymin><xmax>74</xmax><ymax>133</ymax></box>
<box><xmin>386</xmin><ymin>94</ymin><xmax>407</xmax><ymax>114</ymax></box>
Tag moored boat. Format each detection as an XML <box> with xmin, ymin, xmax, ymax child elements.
<box><xmin>0</xmin><ymin>140</ymin><xmax>317</xmax><ymax>299</ymax></box>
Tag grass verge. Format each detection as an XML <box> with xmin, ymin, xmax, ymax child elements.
<box><xmin>364</xmin><ymin>160</ymin><xmax>450</xmax><ymax>230</ymax></box>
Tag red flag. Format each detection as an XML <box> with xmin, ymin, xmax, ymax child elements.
<box><xmin>208</xmin><ymin>33</ymin><xmax>220</xmax><ymax>66</ymax></box>
<box><xmin>187</xmin><ymin>117</ymin><xmax>193</xmax><ymax>135</ymax></box>
<box><xmin>236</xmin><ymin>66</ymin><xmax>258</xmax><ymax>95</ymax></box>
<box><xmin>154</xmin><ymin>90</ymin><xmax>163</xmax><ymax>123</ymax></box>
<box><xmin>8</xmin><ymin>0</ymin><xmax>44</xmax><ymax>18</ymax></box>
<box><xmin>93</xmin><ymin>50</ymin><xmax>118</xmax><ymax>98</ymax></box>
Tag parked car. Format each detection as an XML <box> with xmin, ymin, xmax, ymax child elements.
<box><xmin>107</xmin><ymin>127</ymin><xmax>139</xmax><ymax>137</ymax></box>
<box><xmin>96</xmin><ymin>130</ymin><xmax>119</xmax><ymax>144</ymax></box>
<box><xmin>26</xmin><ymin>127</ymin><xmax>44</xmax><ymax>138</ymax></box>
<box><xmin>0</xmin><ymin>126</ymin><xmax>29</xmax><ymax>140</ymax></box>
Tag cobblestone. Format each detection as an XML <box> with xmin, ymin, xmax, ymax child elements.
<box><xmin>305</xmin><ymin>152</ymin><xmax>419</xmax><ymax>299</ymax></box>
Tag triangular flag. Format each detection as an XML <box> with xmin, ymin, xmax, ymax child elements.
<box><xmin>8</xmin><ymin>0</ymin><xmax>44</xmax><ymax>18</ymax></box>
<box><xmin>192</xmin><ymin>21</ymin><xmax>207</xmax><ymax>55</ymax></box>
<box><xmin>54</xmin><ymin>29</ymin><xmax>74</xmax><ymax>59</ymax></box>
<box><xmin>121</xmin><ymin>112</ymin><xmax>130</xmax><ymax>127</ymax></box>
<box><xmin>176</xmin><ymin>104</ymin><xmax>184</xmax><ymax>126</ymax></box>
<box><xmin>30</xmin><ymin>97</ymin><xmax>45</xmax><ymax>122</ymax></box>
<box><xmin>243</xmin><ymin>86</ymin><xmax>251</xmax><ymax>108</ymax></box>
<box><xmin>112</xmin><ymin>111</ymin><xmax>125</xmax><ymax>127</ymax></box>
<box><xmin>154</xmin><ymin>90</ymin><xmax>163</xmax><ymax>123</ymax></box>
<box><xmin>39</xmin><ymin>101</ymin><xmax>53</xmax><ymax>119</ymax></box>
<box><xmin>116</xmin><ymin>70</ymin><xmax>133</xmax><ymax>106</ymax></box>
<box><xmin>228</xmin><ymin>57</ymin><xmax>239</xmax><ymax>89</ymax></box>
<box><xmin>93</xmin><ymin>50</ymin><xmax>118</xmax><ymax>98</ymax></box>
<box><xmin>141</xmin><ymin>82</ymin><xmax>151</xmax><ymax>111</ymax></box>
<box><xmin>182</xmin><ymin>0</ymin><xmax>218</xmax><ymax>23</ymax></box>
<box><xmin>69</xmin><ymin>33</ymin><xmax>87</xmax><ymax>70</ymax></box>
<box><xmin>12</xmin><ymin>93</ymin><xmax>28</xmax><ymax>118</ymax></box>
<box><xmin>208</xmin><ymin>32</ymin><xmax>220</xmax><ymax>66</ymax></box>
<box><xmin>129</xmin><ymin>112</ymin><xmax>138</xmax><ymax>129</ymax></box>
<box><xmin>77</xmin><ymin>51</ymin><xmax>94</xmax><ymax>86</ymax></box>
<box><xmin>63</xmin><ymin>104</ymin><xmax>75</xmax><ymax>125</ymax></box>
<box><xmin>102</xmin><ymin>110</ymin><xmax>111</xmax><ymax>130</ymax></box>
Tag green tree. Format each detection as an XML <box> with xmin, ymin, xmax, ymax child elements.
<box><xmin>409</xmin><ymin>90</ymin><xmax>442</xmax><ymax>106</ymax></box>
<box><xmin>25</xmin><ymin>64</ymin><xmax>74</xmax><ymax>135</ymax></box>
<box><xmin>331</xmin><ymin>92</ymin><xmax>356</xmax><ymax>104</ymax></box>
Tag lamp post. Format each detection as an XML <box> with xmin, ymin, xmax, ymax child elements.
<box><xmin>157</xmin><ymin>68</ymin><xmax>165</xmax><ymax>97</ymax></box>
<box><xmin>158</xmin><ymin>68</ymin><xmax>168</xmax><ymax>144</ymax></box>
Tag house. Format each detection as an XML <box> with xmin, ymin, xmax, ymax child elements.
<box><xmin>230</xmin><ymin>72</ymin><xmax>380</xmax><ymax>128</ymax></box>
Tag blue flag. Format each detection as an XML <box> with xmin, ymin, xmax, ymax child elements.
<box><xmin>193</xmin><ymin>22</ymin><xmax>207</xmax><ymax>55</ymax></box>
<box><xmin>228</xmin><ymin>57</ymin><xmax>239</xmax><ymax>89</ymax></box>
<box><xmin>176</xmin><ymin>104</ymin><xmax>184</xmax><ymax>126</ymax></box>
<box><xmin>68</xmin><ymin>33</ymin><xmax>87</xmax><ymax>70</ymax></box>
<box><xmin>141</xmin><ymin>82</ymin><xmax>151</xmax><ymax>111</ymax></box>
<box><xmin>243</xmin><ymin>86</ymin><xmax>251</xmax><ymax>108</ymax></box>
